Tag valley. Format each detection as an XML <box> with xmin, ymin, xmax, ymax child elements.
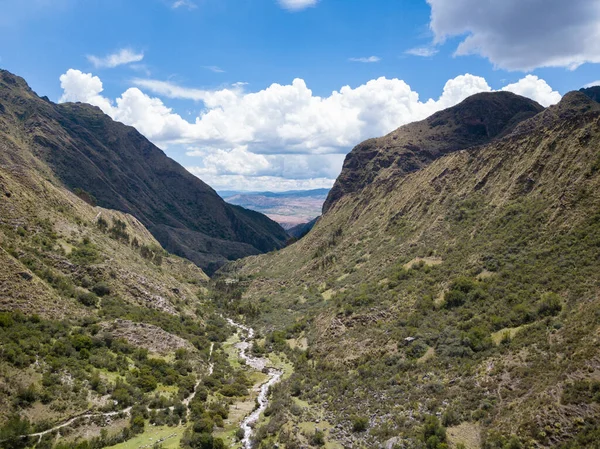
<box><xmin>221</xmin><ymin>190</ymin><xmax>329</xmax><ymax>230</ymax></box>
<box><xmin>1</xmin><ymin>64</ymin><xmax>600</xmax><ymax>449</ymax></box>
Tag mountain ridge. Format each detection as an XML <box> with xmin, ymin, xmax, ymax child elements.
<box><xmin>0</xmin><ymin>69</ymin><xmax>288</xmax><ymax>275</ymax></box>
<box><xmin>323</xmin><ymin>91</ymin><xmax>545</xmax><ymax>213</ymax></box>
<box><xmin>217</xmin><ymin>89</ymin><xmax>600</xmax><ymax>448</ymax></box>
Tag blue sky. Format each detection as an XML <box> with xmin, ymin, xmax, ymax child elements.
<box><xmin>1</xmin><ymin>0</ymin><xmax>599</xmax><ymax>191</ymax></box>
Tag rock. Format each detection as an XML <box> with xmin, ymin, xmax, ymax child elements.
<box><xmin>384</xmin><ymin>437</ymin><xmax>401</xmax><ymax>449</ymax></box>
<box><xmin>18</xmin><ymin>271</ymin><xmax>33</xmax><ymax>281</ymax></box>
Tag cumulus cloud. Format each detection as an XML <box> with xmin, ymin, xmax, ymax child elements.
<box><xmin>584</xmin><ymin>80</ymin><xmax>600</xmax><ymax>88</ymax></box>
<box><xmin>87</xmin><ymin>48</ymin><xmax>144</xmax><ymax>69</ymax></box>
<box><xmin>501</xmin><ymin>75</ymin><xmax>562</xmax><ymax>107</ymax></box>
<box><xmin>405</xmin><ymin>47</ymin><xmax>438</xmax><ymax>57</ymax></box>
<box><xmin>277</xmin><ymin>0</ymin><xmax>318</xmax><ymax>11</ymax></box>
<box><xmin>59</xmin><ymin>69</ymin><xmax>113</xmax><ymax>112</ymax></box>
<box><xmin>427</xmin><ymin>0</ymin><xmax>600</xmax><ymax>71</ymax></box>
<box><xmin>349</xmin><ymin>56</ymin><xmax>381</xmax><ymax>63</ymax></box>
<box><xmin>58</xmin><ymin>69</ymin><xmax>560</xmax><ymax>191</ymax></box>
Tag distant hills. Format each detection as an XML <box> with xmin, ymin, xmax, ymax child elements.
<box><xmin>221</xmin><ymin>188</ymin><xmax>329</xmax><ymax>229</ymax></box>
<box><xmin>0</xmin><ymin>69</ymin><xmax>288</xmax><ymax>274</ymax></box>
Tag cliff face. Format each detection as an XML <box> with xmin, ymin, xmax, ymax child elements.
<box><xmin>323</xmin><ymin>91</ymin><xmax>544</xmax><ymax>213</ymax></box>
<box><xmin>0</xmin><ymin>69</ymin><xmax>288</xmax><ymax>274</ymax></box>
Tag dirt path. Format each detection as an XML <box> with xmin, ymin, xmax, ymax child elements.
<box><xmin>5</xmin><ymin>342</ymin><xmax>216</xmax><ymax>443</ymax></box>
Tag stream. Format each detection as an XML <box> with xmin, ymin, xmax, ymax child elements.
<box><xmin>226</xmin><ymin>319</ymin><xmax>283</xmax><ymax>449</ymax></box>
<box><xmin>5</xmin><ymin>320</ymin><xmax>282</xmax><ymax>449</ymax></box>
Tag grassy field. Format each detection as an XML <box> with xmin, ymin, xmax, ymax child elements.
<box><xmin>106</xmin><ymin>424</ymin><xmax>187</xmax><ymax>449</ymax></box>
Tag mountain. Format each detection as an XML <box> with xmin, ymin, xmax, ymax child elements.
<box><xmin>222</xmin><ymin>188</ymin><xmax>329</xmax><ymax>229</ymax></box>
<box><xmin>287</xmin><ymin>216</ymin><xmax>319</xmax><ymax>239</ymax></box>
<box><xmin>0</xmin><ymin>69</ymin><xmax>288</xmax><ymax>275</ymax></box>
<box><xmin>581</xmin><ymin>85</ymin><xmax>600</xmax><ymax>102</ymax></box>
<box><xmin>217</xmin><ymin>91</ymin><xmax>600</xmax><ymax>448</ymax></box>
<box><xmin>0</xmin><ymin>79</ymin><xmax>244</xmax><ymax>447</ymax></box>
<box><xmin>323</xmin><ymin>91</ymin><xmax>544</xmax><ymax>213</ymax></box>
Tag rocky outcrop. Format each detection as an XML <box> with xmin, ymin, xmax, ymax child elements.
<box><xmin>323</xmin><ymin>92</ymin><xmax>544</xmax><ymax>213</ymax></box>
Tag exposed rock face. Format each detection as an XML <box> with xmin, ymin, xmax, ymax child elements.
<box><xmin>323</xmin><ymin>92</ymin><xmax>544</xmax><ymax>213</ymax></box>
<box><xmin>0</xmin><ymin>69</ymin><xmax>289</xmax><ymax>275</ymax></box>
<box><xmin>100</xmin><ymin>320</ymin><xmax>196</xmax><ymax>354</ymax></box>
<box><xmin>580</xmin><ymin>85</ymin><xmax>600</xmax><ymax>103</ymax></box>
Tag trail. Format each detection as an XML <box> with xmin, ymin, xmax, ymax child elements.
<box><xmin>5</xmin><ymin>342</ymin><xmax>215</xmax><ymax>442</ymax></box>
<box><xmin>226</xmin><ymin>318</ymin><xmax>283</xmax><ymax>449</ymax></box>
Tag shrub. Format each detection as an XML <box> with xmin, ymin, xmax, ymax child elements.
<box><xmin>422</xmin><ymin>415</ymin><xmax>447</xmax><ymax>449</ymax></box>
<box><xmin>77</xmin><ymin>291</ymin><xmax>98</xmax><ymax>307</ymax></box>
<box><xmin>537</xmin><ymin>292</ymin><xmax>562</xmax><ymax>317</ymax></box>
<box><xmin>351</xmin><ymin>415</ymin><xmax>368</xmax><ymax>432</ymax></box>
<box><xmin>311</xmin><ymin>430</ymin><xmax>325</xmax><ymax>446</ymax></box>
<box><xmin>92</xmin><ymin>282</ymin><xmax>111</xmax><ymax>297</ymax></box>
<box><xmin>73</xmin><ymin>188</ymin><xmax>97</xmax><ymax>206</ymax></box>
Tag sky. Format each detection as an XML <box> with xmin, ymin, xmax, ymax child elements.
<box><xmin>1</xmin><ymin>0</ymin><xmax>600</xmax><ymax>192</ymax></box>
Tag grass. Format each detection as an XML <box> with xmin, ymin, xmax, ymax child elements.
<box><xmin>287</xmin><ymin>336</ymin><xmax>308</xmax><ymax>351</ymax></box>
<box><xmin>417</xmin><ymin>346</ymin><xmax>435</xmax><ymax>364</ymax></box>
<box><xmin>403</xmin><ymin>257</ymin><xmax>443</xmax><ymax>270</ymax></box>
<box><xmin>491</xmin><ymin>326</ymin><xmax>524</xmax><ymax>345</ymax></box>
<box><xmin>268</xmin><ymin>352</ymin><xmax>294</xmax><ymax>380</ymax></box>
<box><xmin>106</xmin><ymin>423</ymin><xmax>186</xmax><ymax>449</ymax></box>
<box><xmin>446</xmin><ymin>422</ymin><xmax>481</xmax><ymax>449</ymax></box>
<box><xmin>223</xmin><ymin>333</ymin><xmax>243</xmax><ymax>369</ymax></box>
<box><xmin>322</xmin><ymin>289</ymin><xmax>335</xmax><ymax>301</ymax></box>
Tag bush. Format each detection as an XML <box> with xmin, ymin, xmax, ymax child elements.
<box><xmin>537</xmin><ymin>292</ymin><xmax>562</xmax><ymax>317</ymax></box>
<box><xmin>351</xmin><ymin>415</ymin><xmax>368</xmax><ymax>432</ymax></box>
<box><xmin>77</xmin><ymin>291</ymin><xmax>98</xmax><ymax>307</ymax></box>
<box><xmin>92</xmin><ymin>282</ymin><xmax>111</xmax><ymax>297</ymax></box>
<box><xmin>422</xmin><ymin>415</ymin><xmax>447</xmax><ymax>449</ymax></box>
<box><xmin>311</xmin><ymin>430</ymin><xmax>325</xmax><ymax>446</ymax></box>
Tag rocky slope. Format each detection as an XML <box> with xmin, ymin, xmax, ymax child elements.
<box><xmin>0</xmin><ymin>69</ymin><xmax>288</xmax><ymax>275</ymax></box>
<box><xmin>219</xmin><ymin>91</ymin><xmax>600</xmax><ymax>448</ymax></box>
<box><xmin>0</xmin><ymin>81</ymin><xmax>252</xmax><ymax>448</ymax></box>
<box><xmin>323</xmin><ymin>92</ymin><xmax>544</xmax><ymax>213</ymax></box>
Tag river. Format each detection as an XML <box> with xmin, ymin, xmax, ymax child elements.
<box><xmin>226</xmin><ymin>319</ymin><xmax>283</xmax><ymax>449</ymax></box>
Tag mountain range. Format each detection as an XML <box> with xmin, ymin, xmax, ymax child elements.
<box><xmin>1</xmin><ymin>67</ymin><xmax>600</xmax><ymax>449</ymax></box>
<box><xmin>221</xmin><ymin>189</ymin><xmax>329</xmax><ymax>229</ymax></box>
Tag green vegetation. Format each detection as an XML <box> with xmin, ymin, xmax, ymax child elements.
<box><xmin>218</xmin><ymin>100</ymin><xmax>600</xmax><ymax>448</ymax></box>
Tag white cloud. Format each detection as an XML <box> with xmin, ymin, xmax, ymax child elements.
<box><xmin>59</xmin><ymin>69</ymin><xmax>114</xmax><ymax>113</ymax></box>
<box><xmin>204</xmin><ymin>66</ymin><xmax>225</xmax><ymax>73</ymax></box>
<box><xmin>58</xmin><ymin>69</ymin><xmax>560</xmax><ymax>191</ymax></box>
<box><xmin>277</xmin><ymin>0</ymin><xmax>318</xmax><ymax>11</ymax></box>
<box><xmin>87</xmin><ymin>48</ymin><xmax>144</xmax><ymax>69</ymax></box>
<box><xmin>405</xmin><ymin>47</ymin><xmax>438</xmax><ymax>58</ymax></box>
<box><xmin>427</xmin><ymin>0</ymin><xmax>600</xmax><ymax>71</ymax></box>
<box><xmin>349</xmin><ymin>56</ymin><xmax>381</xmax><ymax>63</ymax></box>
<box><xmin>185</xmin><ymin>170</ymin><xmax>335</xmax><ymax>192</ymax></box>
<box><xmin>501</xmin><ymin>75</ymin><xmax>562</xmax><ymax>107</ymax></box>
<box><xmin>584</xmin><ymin>80</ymin><xmax>600</xmax><ymax>88</ymax></box>
<box><xmin>172</xmin><ymin>0</ymin><xmax>196</xmax><ymax>9</ymax></box>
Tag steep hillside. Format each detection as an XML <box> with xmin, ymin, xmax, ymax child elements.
<box><xmin>0</xmin><ymin>105</ymin><xmax>281</xmax><ymax>449</ymax></box>
<box><xmin>0</xmin><ymin>69</ymin><xmax>288</xmax><ymax>275</ymax></box>
<box><xmin>219</xmin><ymin>92</ymin><xmax>600</xmax><ymax>448</ymax></box>
<box><xmin>323</xmin><ymin>92</ymin><xmax>544</xmax><ymax>213</ymax></box>
<box><xmin>287</xmin><ymin>216</ymin><xmax>319</xmax><ymax>239</ymax></box>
